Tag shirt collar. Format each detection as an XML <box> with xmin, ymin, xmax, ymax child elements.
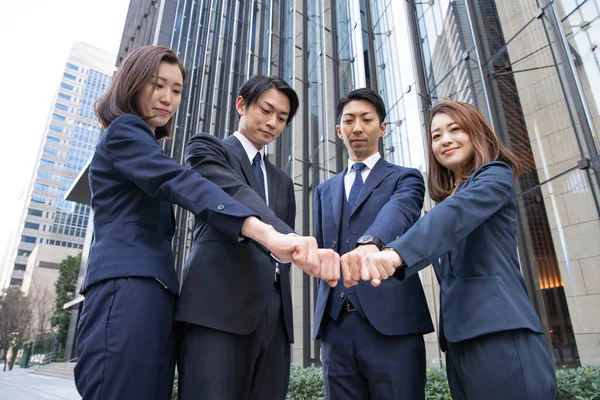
<box><xmin>233</xmin><ymin>131</ymin><xmax>264</xmax><ymax>163</ymax></box>
<box><xmin>346</xmin><ymin>152</ymin><xmax>381</xmax><ymax>176</ymax></box>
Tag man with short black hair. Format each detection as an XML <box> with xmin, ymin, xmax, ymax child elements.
<box><xmin>176</xmin><ymin>75</ymin><xmax>339</xmax><ymax>399</ymax></box>
<box><xmin>313</xmin><ymin>88</ymin><xmax>433</xmax><ymax>399</ymax></box>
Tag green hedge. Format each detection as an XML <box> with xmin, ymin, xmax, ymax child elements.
<box><xmin>286</xmin><ymin>365</ymin><xmax>326</xmax><ymax>399</ymax></box>
<box><xmin>172</xmin><ymin>365</ymin><xmax>600</xmax><ymax>399</ymax></box>
<box><xmin>556</xmin><ymin>366</ymin><xmax>600</xmax><ymax>400</ymax></box>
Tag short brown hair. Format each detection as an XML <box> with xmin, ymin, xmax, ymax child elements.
<box><xmin>95</xmin><ymin>45</ymin><xmax>185</xmax><ymax>140</ymax></box>
<box><xmin>427</xmin><ymin>100</ymin><xmax>522</xmax><ymax>202</ymax></box>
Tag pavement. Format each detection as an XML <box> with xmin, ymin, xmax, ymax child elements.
<box><xmin>0</xmin><ymin>364</ymin><xmax>80</xmax><ymax>400</ymax></box>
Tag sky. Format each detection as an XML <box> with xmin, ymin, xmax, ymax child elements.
<box><xmin>0</xmin><ymin>0</ymin><xmax>130</xmax><ymax>275</ymax></box>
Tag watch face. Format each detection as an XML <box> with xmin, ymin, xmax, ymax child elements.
<box><xmin>357</xmin><ymin>235</ymin><xmax>383</xmax><ymax>250</ymax></box>
<box><xmin>359</xmin><ymin>236</ymin><xmax>375</xmax><ymax>243</ymax></box>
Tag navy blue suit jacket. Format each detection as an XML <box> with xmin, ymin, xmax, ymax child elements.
<box><xmin>388</xmin><ymin>161</ymin><xmax>544</xmax><ymax>346</ymax></box>
<box><xmin>313</xmin><ymin>158</ymin><xmax>434</xmax><ymax>339</ymax></box>
<box><xmin>83</xmin><ymin>115</ymin><xmax>256</xmax><ymax>296</ymax></box>
<box><xmin>175</xmin><ymin>134</ymin><xmax>297</xmax><ymax>341</ymax></box>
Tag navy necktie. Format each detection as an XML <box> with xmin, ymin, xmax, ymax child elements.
<box><xmin>347</xmin><ymin>162</ymin><xmax>367</xmax><ymax>209</ymax></box>
<box><xmin>252</xmin><ymin>152</ymin><xmax>266</xmax><ymax>201</ymax></box>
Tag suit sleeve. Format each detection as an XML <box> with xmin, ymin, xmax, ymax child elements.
<box><xmin>386</xmin><ymin>162</ymin><xmax>514</xmax><ymax>279</ymax></box>
<box><xmin>100</xmin><ymin>114</ymin><xmax>256</xmax><ymax>240</ymax></box>
<box><xmin>362</xmin><ymin>168</ymin><xmax>425</xmax><ymax>244</ymax></box>
<box><xmin>313</xmin><ymin>185</ymin><xmax>325</xmax><ymax>289</ymax></box>
<box><xmin>286</xmin><ymin>177</ymin><xmax>297</xmax><ymax>231</ymax></box>
<box><xmin>185</xmin><ymin>133</ymin><xmax>294</xmax><ymax>235</ymax></box>
<box><xmin>313</xmin><ymin>185</ymin><xmax>325</xmax><ymax>249</ymax></box>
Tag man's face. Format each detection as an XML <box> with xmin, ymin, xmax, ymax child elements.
<box><xmin>236</xmin><ymin>88</ymin><xmax>290</xmax><ymax>150</ymax></box>
<box><xmin>336</xmin><ymin>100</ymin><xmax>386</xmax><ymax>161</ymax></box>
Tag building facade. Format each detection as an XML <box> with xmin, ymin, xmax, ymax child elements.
<box><xmin>0</xmin><ymin>42</ymin><xmax>115</xmax><ymax>290</ymax></box>
<box><xmin>66</xmin><ymin>0</ymin><xmax>600</xmax><ymax>368</ymax></box>
<box><xmin>407</xmin><ymin>0</ymin><xmax>600</xmax><ymax>367</ymax></box>
<box><xmin>21</xmin><ymin>244</ymin><xmax>80</xmax><ymax>338</ymax></box>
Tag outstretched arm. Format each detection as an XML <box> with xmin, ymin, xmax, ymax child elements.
<box><xmin>341</xmin><ymin>168</ymin><xmax>425</xmax><ymax>287</ymax></box>
<box><xmin>361</xmin><ymin>162</ymin><xmax>515</xmax><ymax>284</ymax></box>
<box><xmin>101</xmin><ymin>115</ymin><xmax>256</xmax><ymax>241</ymax></box>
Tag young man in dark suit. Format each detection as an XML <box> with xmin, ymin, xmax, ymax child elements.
<box><xmin>313</xmin><ymin>88</ymin><xmax>434</xmax><ymax>399</ymax></box>
<box><xmin>175</xmin><ymin>75</ymin><xmax>339</xmax><ymax>399</ymax></box>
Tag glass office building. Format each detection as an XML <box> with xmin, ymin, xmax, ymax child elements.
<box><xmin>1</xmin><ymin>43</ymin><xmax>114</xmax><ymax>290</ymax></box>
<box><xmin>67</xmin><ymin>0</ymin><xmax>599</xmax><ymax>367</ymax></box>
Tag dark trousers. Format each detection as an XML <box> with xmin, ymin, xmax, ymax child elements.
<box><xmin>74</xmin><ymin>277</ymin><xmax>177</xmax><ymax>400</ymax></box>
<box><xmin>177</xmin><ymin>281</ymin><xmax>290</xmax><ymax>400</ymax></box>
<box><xmin>446</xmin><ymin>329</ymin><xmax>557</xmax><ymax>400</ymax></box>
<box><xmin>320</xmin><ymin>308</ymin><xmax>426</xmax><ymax>400</ymax></box>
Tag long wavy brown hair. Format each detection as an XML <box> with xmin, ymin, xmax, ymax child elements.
<box><xmin>95</xmin><ymin>45</ymin><xmax>185</xmax><ymax>140</ymax></box>
<box><xmin>427</xmin><ymin>101</ymin><xmax>522</xmax><ymax>202</ymax></box>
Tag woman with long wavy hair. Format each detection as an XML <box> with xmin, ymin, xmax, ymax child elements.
<box><xmin>359</xmin><ymin>101</ymin><xmax>557</xmax><ymax>399</ymax></box>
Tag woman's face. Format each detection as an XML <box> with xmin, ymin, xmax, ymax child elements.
<box><xmin>430</xmin><ymin>112</ymin><xmax>474</xmax><ymax>179</ymax></box>
<box><xmin>135</xmin><ymin>62</ymin><xmax>183</xmax><ymax>132</ymax></box>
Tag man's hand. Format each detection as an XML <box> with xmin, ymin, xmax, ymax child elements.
<box><xmin>266</xmin><ymin>232</ymin><xmax>319</xmax><ymax>267</ymax></box>
<box><xmin>267</xmin><ymin>236</ymin><xmax>340</xmax><ymax>286</ymax></box>
<box><xmin>360</xmin><ymin>249</ymin><xmax>403</xmax><ymax>287</ymax></box>
<box><xmin>340</xmin><ymin>244</ymin><xmax>379</xmax><ymax>287</ymax></box>
<box><xmin>242</xmin><ymin>217</ymin><xmax>319</xmax><ymax>267</ymax></box>
<box><xmin>320</xmin><ymin>347</ymin><xmax>323</xmax><ymax>363</ymax></box>
<box><xmin>316</xmin><ymin>249</ymin><xmax>341</xmax><ymax>287</ymax></box>
<box><xmin>240</xmin><ymin>217</ymin><xmax>341</xmax><ymax>284</ymax></box>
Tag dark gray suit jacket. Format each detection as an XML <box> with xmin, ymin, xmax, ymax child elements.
<box><xmin>175</xmin><ymin>133</ymin><xmax>296</xmax><ymax>342</ymax></box>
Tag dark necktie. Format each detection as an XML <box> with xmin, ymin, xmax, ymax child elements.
<box><xmin>252</xmin><ymin>152</ymin><xmax>266</xmax><ymax>201</ymax></box>
<box><xmin>253</xmin><ymin>151</ymin><xmax>278</xmax><ymax>280</ymax></box>
<box><xmin>347</xmin><ymin>162</ymin><xmax>367</xmax><ymax>209</ymax></box>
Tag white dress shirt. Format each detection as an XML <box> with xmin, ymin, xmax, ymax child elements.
<box><xmin>233</xmin><ymin>131</ymin><xmax>269</xmax><ymax>205</ymax></box>
<box><xmin>233</xmin><ymin>132</ymin><xmax>283</xmax><ymax>275</ymax></box>
<box><xmin>344</xmin><ymin>152</ymin><xmax>381</xmax><ymax>200</ymax></box>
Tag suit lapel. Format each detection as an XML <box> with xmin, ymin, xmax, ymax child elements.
<box><xmin>351</xmin><ymin>158</ymin><xmax>393</xmax><ymax>217</ymax></box>
<box><xmin>223</xmin><ymin>135</ymin><xmax>262</xmax><ymax>194</ymax></box>
<box><xmin>265</xmin><ymin>157</ymin><xmax>279</xmax><ymax>209</ymax></box>
<box><xmin>330</xmin><ymin>171</ymin><xmax>346</xmax><ymax>232</ymax></box>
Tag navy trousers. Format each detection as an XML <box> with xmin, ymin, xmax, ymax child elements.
<box><xmin>446</xmin><ymin>329</ymin><xmax>557</xmax><ymax>400</ymax></box>
<box><xmin>74</xmin><ymin>277</ymin><xmax>177</xmax><ymax>400</ymax></box>
<box><xmin>320</xmin><ymin>309</ymin><xmax>426</xmax><ymax>400</ymax></box>
<box><xmin>177</xmin><ymin>281</ymin><xmax>290</xmax><ymax>400</ymax></box>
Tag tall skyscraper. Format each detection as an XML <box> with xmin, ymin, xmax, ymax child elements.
<box><xmin>0</xmin><ymin>42</ymin><xmax>115</xmax><ymax>290</ymax></box>
<box><xmin>66</xmin><ymin>0</ymin><xmax>600</xmax><ymax>368</ymax></box>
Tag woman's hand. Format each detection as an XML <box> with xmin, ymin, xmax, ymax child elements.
<box><xmin>361</xmin><ymin>249</ymin><xmax>403</xmax><ymax>287</ymax></box>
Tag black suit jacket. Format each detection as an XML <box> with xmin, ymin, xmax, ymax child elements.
<box><xmin>175</xmin><ymin>134</ymin><xmax>296</xmax><ymax>342</ymax></box>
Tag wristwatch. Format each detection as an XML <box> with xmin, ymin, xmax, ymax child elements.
<box><xmin>356</xmin><ymin>235</ymin><xmax>385</xmax><ymax>250</ymax></box>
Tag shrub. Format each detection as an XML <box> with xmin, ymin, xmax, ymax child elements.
<box><xmin>287</xmin><ymin>365</ymin><xmax>326</xmax><ymax>400</ymax></box>
<box><xmin>425</xmin><ymin>367</ymin><xmax>452</xmax><ymax>399</ymax></box>
<box><xmin>556</xmin><ymin>366</ymin><xmax>600</xmax><ymax>400</ymax></box>
<box><xmin>171</xmin><ymin>364</ymin><xmax>600</xmax><ymax>399</ymax></box>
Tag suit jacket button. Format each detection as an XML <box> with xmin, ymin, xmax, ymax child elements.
<box><xmin>340</xmin><ymin>292</ymin><xmax>345</xmax><ymax>298</ymax></box>
<box><xmin>217</xmin><ymin>204</ymin><xmax>225</xmax><ymax>210</ymax></box>
<box><xmin>332</xmin><ymin>241</ymin><xmax>337</xmax><ymax>248</ymax></box>
<box><xmin>167</xmin><ymin>235</ymin><xmax>173</xmax><ymax>241</ymax></box>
